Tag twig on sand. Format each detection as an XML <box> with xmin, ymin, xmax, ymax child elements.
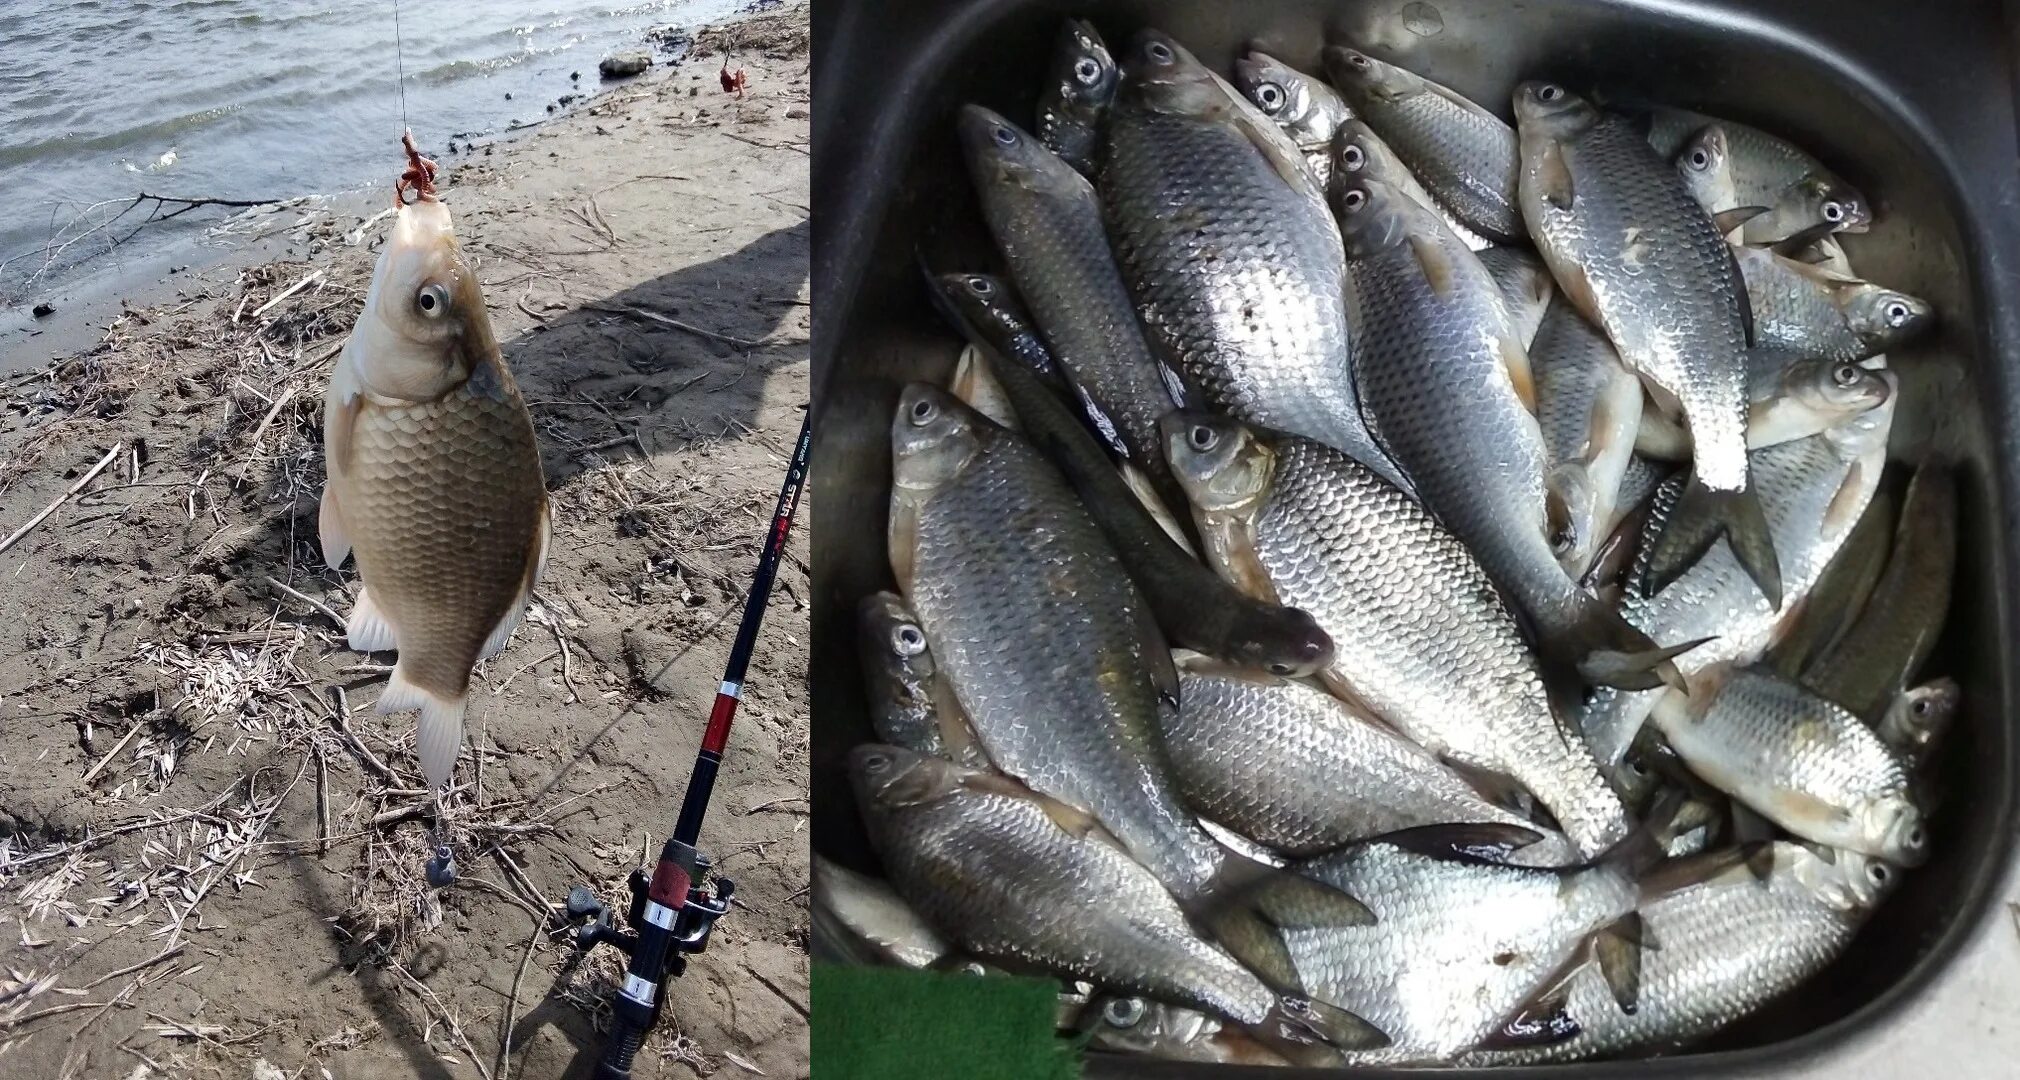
<box><xmin>497</xmin><ymin>924</ymin><xmax>542</xmax><ymax>1080</ymax></box>
<box><xmin>248</xmin><ymin>269</ymin><xmax>324</xmax><ymax>321</ymax></box>
<box><xmin>0</xmin><ymin>444</ymin><xmax>122</xmax><ymax>556</ymax></box>
<box><xmin>233</xmin><ymin>386</ymin><xmax>300</xmax><ymax>480</ymax></box>
<box><xmin>80</xmin><ymin>945</ymin><xmax>184</xmax><ymax>991</ymax></box>
<box><xmin>584</xmin><ymin>302</ymin><xmax>762</xmax><ymax>350</ymax></box>
<box><xmin>264</xmin><ymin>575</ymin><xmax>344</xmax><ymax>630</ymax></box>
<box><xmin>79</xmin><ymin>722</ymin><xmax>145</xmax><ymax>785</ymax></box>
<box><xmin>386</xmin><ymin>956</ymin><xmax>495</xmax><ymax>1080</ymax></box>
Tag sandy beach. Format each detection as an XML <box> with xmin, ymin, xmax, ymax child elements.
<box><xmin>0</xmin><ymin>5</ymin><xmax>810</xmax><ymax>1078</ymax></box>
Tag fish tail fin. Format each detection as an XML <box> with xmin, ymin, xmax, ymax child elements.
<box><xmin>1244</xmin><ymin>995</ymin><xmax>1390</xmax><ymax>1064</ymax></box>
<box><xmin>1188</xmin><ymin>851</ymin><xmax>1374</xmax><ymax>997</ymax></box>
<box><xmin>1644</xmin><ymin>479</ymin><xmax>1782</xmax><ymax>608</ymax></box>
<box><xmin>378</xmin><ymin>665</ymin><xmax>466</xmax><ymax>791</ymax></box>
<box><xmin>1561</xmin><ymin>594</ymin><xmax>1710</xmax><ymax>692</ymax></box>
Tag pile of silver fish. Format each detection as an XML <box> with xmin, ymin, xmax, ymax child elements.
<box><xmin>821</xmin><ymin>22</ymin><xmax>1954</xmax><ymax>1067</ymax></box>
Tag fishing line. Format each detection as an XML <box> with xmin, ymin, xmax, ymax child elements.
<box><xmin>392</xmin><ymin>0</ymin><xmax>410</xmax><ymax>135</ymax></box>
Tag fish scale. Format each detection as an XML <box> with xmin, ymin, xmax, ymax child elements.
<box><xmin>344</xmin><ymin>384</ymin><xmax>543</xmax><ymax>697</ymax></box>
<box><xmin>1522</xmin><ymin>109</ymin><xmax>1751</xmax><ymax>494</ymax></box>
<box><xmin>1103</xmin><ymin>40</ymin><xmax>1409</xmax><ymax>495</ymax></box>
<box><xmin>851</xmin><ymin>746</ymin><xmax>1277</xmax><ymax>1025</ymax></box>
<box><xmin>1577</xmin><ymin>385</ymin><xmax>1895</xmax><ymax>768</ymax></box>
<box><xmin>1233</xmin><ymin>433</ymin><xmax>1628</xmax><ymax>857</ymax></box>
<box><xmin>1458</xmin><ymin>843</ymin><xmax>1884</xmax><ymax>1064</ymax></box>
<box><xmin>1161</xmin><ymin>663</ymin><xmax>1573</xmax><ymax>860</ymax></box>
<box><xmin>899</xmin><ymin>399</ymin><xmax>1225</xmax><ymax>899</ymax></box>
<box><xmin>1273</xmin><ymin>838</ymin><xmax>1639</xmax><ymax>1061</ymax></box>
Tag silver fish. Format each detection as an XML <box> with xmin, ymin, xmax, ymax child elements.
<box><xmin>1334</xmin><ymin>117</ymin><xmax>1494</xmax><ymax>251</ymax></box>
<box><xmin>957</xmin><ymin>105</ymin><xmax>1186</xmax><ymax>515</ymax></box>
<box><xmin>848</xmin><ymin>744</ymin><xmax>1275</xmax><ymax>1024</ymax></box>
<box><xmin>811</xmin><ymin>853</ymin><xmax>950</xmax><ymax>969</ymax></box>
<box><xmin>1734</xmin><ymin>245</ymin><xmax>1934</xmax><ymax>364</ymax></box>
<box><xmin>1634</xmin><ymin>353</ymin><xmax>1892</xmax><ymax>460</ymax></box>
<box><xmin>1323</xmin><ymin>46</ymin><xmax>1523</xmax><ymax>243</ymax></box>
<box><xmin>1164</xmin><ymin>414</ymin><xmax>1631</xmax><ymax>857</ymax></box>
<box><xmin>1578</xmin><ymin>377</ymin><xmax>1896</xmax><ymax>768</ymax></box>
<box><xmin>1459</xmin><ymin>841</ymin><xmax>1894</xmax><ymax>1064</ymax></box>
<box><xmin>1674</xmin><ymin>123</ymin><xmax>1741</xmax><ymax>233</ymax></box>
<box><xmin>1231</xmin><ymin>51</ymin><xmax>1354</xmax><ymax>190</ymax></box>
<box><xmin>1036</xmin><ymin>19</ymin><xmax>1119</xmax><ymax>180</ymax></box>
<box><xmin>1765</xmin><ymin>486</ymin><xmax>1897</xmax><ymax>679</ymax></box>
<box><xmin>889</xmin><ymin>385</ymin><xmax>1223</xmax><ymax>900</ymax></box>
<box><xmin>1648</xmin><ymin>667</ymin><xmax>1927</xmax><ymax>865</ymax></box>
<box><xmin>1805</xmin><ymin>464</ymin><xmax>1958</xmax><ymax>721</ymax></box>
<box><xmin>1082</xmin><ymin>995</ymin><xmax>1292</xmax><ymax>1066</ymax></box>
<box><xmin>1104</xmin><ymin>33</ymin><xmax>1410</xmax><ymax>496</ymax></box>
<box><xmin>856</xmin><ymin>590</ymin><xmax>988</xmax><ymax>767</ymax></box>
<box><xmin>1478</xmin><ymin>245</ymin><xmax>1556</xmax><ymax>349</ymax></box>
<box><xmin>1532</xmin><ymin>295</ymin><xmax>1644</xmax><ymax>579</ymax></box>
<box><xmin>1162</xmin><ymin>653</ymin><xmax>1573</xmax><ymax>859</ymax></box>
<box><xmin>1878</xmin><ymin>678</ymin><xmax>1960</xmax><ymax>770</ymax></box>
<box><xmin>1646</xmin><ymin>106</ymin><xmax>1872</xmax><ymax>243</ymax></box>
<box><xmin>1258</xmin><ymin>825</ymin><xmax>1645</xmax><ymax>1061</ymax></box>
<box><xmin>1515</xmin><ymin>82</ymin><xmax>1780</xmax><ymax>608</ymax></box>
<box><xmin>1339</xmin><ymin>178</ymin><xmax>1682</xmax><ymax>691</ymax></box>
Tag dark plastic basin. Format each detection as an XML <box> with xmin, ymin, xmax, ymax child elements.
<box><xmin>810</xmin><ymin>0</ymin><xmax>2020</xmax><ymax>1072</ymax></box>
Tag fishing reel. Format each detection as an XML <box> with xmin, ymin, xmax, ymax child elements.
<box><xmin>563</xmin><ymin>840</ymin><xmax>735</xmax><ymax>1078</ymax></box>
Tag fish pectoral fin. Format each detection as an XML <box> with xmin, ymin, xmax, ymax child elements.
<box><xmin>1535</xmin><ymin>138</ymin><xmax>1576</xmax><ymax>211</ymax></box>
<box><xmin>318</xmin><ymin>485</ymin><xmax>352</xmax><ymax>569</ymax></box>
<box><xmin>1405</xmin><ymin>234</ymin><xmax>1457</xmax><ymax>299</ymax></box>
<box><xmin>1728</xmin><ymin>248</ymin><xmax>1757</xmax><ymax>348</ymax></box>
<box><xmin>1478</xmin><ymin>948</ymin><xmax>1586</xmax><ymax>1050</ymax></box>
<box><xmin>378</xmin><ymin>665</ymin><xmax>467</xmax><ymax>791</ymax></box>
<box><xmin>1767</xmin><ymin>787</ymin><xmax>1856</xmax><ymax>835</ymax></box>
<box><xmin>346</xmin><ymin>587</ymin><xmax>398</xmax><ymax>653</ymax></box>
<box><xmin>1637</xmin><ymin>840</ymin><xmax>1774</xmax><ymax>904</ymax></box>
<box><xmin>1253</xmin><ymin>997</ymin><xmax>1389</xmax><ymax>1060</ymax></box>
<box><xmin>1370</xmin><ymin>820</ymin><xmax>1546</xmax><ymax>863</ymax></box>
<box><xmin>887</xmin><ymin>491</ymin><xmax>923</xmax><ymax>595</ymax></box>
<box><xmin>1498</xmin><ymin>334</ymin><xmax>1539</xmax><ymax>414</ymax></box>
<box><xmin>1592</xmin><ymin>912</ymin><xmax>1647</xmax><ymax>1015</ymax></box>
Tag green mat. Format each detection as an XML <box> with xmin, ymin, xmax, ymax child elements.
<box><xmin>810</xmin><ymin>964</ymin><xmax>1080</xmax><ymax>1079</ymax></box>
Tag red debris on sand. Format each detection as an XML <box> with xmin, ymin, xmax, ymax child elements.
<box><xmin>396</xmin><ymin>129</ymin><xmax>439</xmax><ymax>205</ymax></box>
<box><xmin>720</xmin><ymin>56</ymin><xmax>747</xmax><ymax>98</ymax></box>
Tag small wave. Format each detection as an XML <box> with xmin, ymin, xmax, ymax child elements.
<box><xmin>0</xmin><ymin>105</ymin><xmax>241</xmax><ymax>171</ymax></box>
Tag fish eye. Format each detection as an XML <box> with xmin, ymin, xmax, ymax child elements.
<box><xmin>1187</xmin><ymin>423</ymin><xmax>1219</xmax><ymax>452</ymax></box>
<box><xmin>1822</xmin><ymin>201</ymin><xmax>1845</xmax><ymax>223</ymax></box>
<box><xmin>415</xmin><ymin>282</ymin><xmax>451</xmax><ymax>318</ymax></box>
<box><xmin>1341</xmin><ymin>144</ymin><xmax>1366</xmax><ymax>170</ymax></box>
<box><xmin>1689</xmin><ymin>149</ymin><xmax>1710</xmax><ymax>169</ymax></box>
<box><xmin>966</xmin><ymin>276</ymin><xmax>994</xmax><ymax>297</ymax></box>
<box><xmin>1625</xmin><ymin>759</ymin><xmax>1647</xmax><ymax>777</ymax></box>
<box><xmin>1146</xmin><ymin>41</ymin><xmax>1174</xmax><ymax>64</ymax></box>
<box><xmin>1885</xmin><ymin>301</ymin><xmax>1911</xmax><ymax>326</ymax></box>
<box><xmin>1267</xmin><ymin>661</ymin><xmax>1294</xmax><ymax>675</ymax></box>
<box><xmin>1341</xmin><ymin>188</ymin><xmax>1368</xmax><ymax>212</ymax></box>
<box><xmin>1103</xmin><ymin>998</ymin><xmax>1148</xmax><ymax>1028</ymax></box>
<box><xmin>1869</xmin><ymin>863</ymin><xmax>1890</xmax><ymax>885</ymax></box>
<box><xmin>1906</xmin><ymin>827</ymin><xmax>1926</xmax><ymax>849</ymax></box>
<box><xmin>1831</xmin><ymin>363</ymin><xmax>1862</xmax><ymax>388</ymax></box>
<box><xmin>1913</xmin><ymin>697</ymin><xmax>1932</xmax><ymax>716</ymax></box>
<box><xmin>894</xmin><ymin>623</ymin><xmax>926</xmax><ymax>656</ymax></box>
<box><xmin>908</xmin><ymin>397</ymin><xmax>938</xmax><ymax>425</ymax></box>
<box><xmin>1347</xmin><ymin>52</ymin><xmax>1371</xmax><ymax>69</ymax></box>
<box><xmin>861</xmin><ymin>750</ymin><xmax>892</xmax><ymax>772</ymax></box>
<box><xmin>991</xmin><ymin>124</ymin><xmax>1018</xmax><ymax>147</ymax></box>
<box><xmin>1074</xmin><ymin>57</ymin><xmax>1101</xmax><ymax>84</ymax></box>
<box><xmin>1538</xmin><ymin>84</ymin><xmax>1564</xmax><ymax>102</ymax></box>
<box><xmin>1256</xmin><ymin>82</ymin><xmax>1285</xmax><ymax>111</ymax></box>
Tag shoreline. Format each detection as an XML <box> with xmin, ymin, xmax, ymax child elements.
<box><xmin>0</xmin><ymin>7</ymin><xmax>745</xmax><ymax>374</ymax></box>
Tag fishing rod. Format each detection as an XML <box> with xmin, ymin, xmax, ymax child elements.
<box><xmin>563</xmin><ymin>412</ymin><xmax>812</xmax><ymax>1078</ymax></box>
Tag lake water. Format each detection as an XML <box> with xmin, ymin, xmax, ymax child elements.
<box><xmin>0</xmin><ymin>0</ymin><xmax>745</xmax><ymax>308</ymax></box>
